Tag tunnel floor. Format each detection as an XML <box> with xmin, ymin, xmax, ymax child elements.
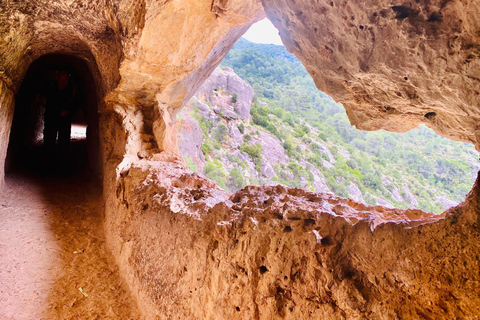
<box><xmin>0</xmin><ymin>173</ymin><xmax>140</xmax><ymax>319</ymax></box>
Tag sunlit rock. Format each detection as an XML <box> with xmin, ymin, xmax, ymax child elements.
<box><xmin>1</xmin><ymin>0</ymin><xmax>480</xmax><ymax>319</ymax></box>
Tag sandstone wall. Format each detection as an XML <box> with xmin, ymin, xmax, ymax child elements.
<box><xmin>1</xmin><ymin>0</ymin><xmax>480</xmax><ymax>319</ymax></box>
<box><xmin>108</xmin><ymin>159</ymin><xmax>480</xmax><ymax>319</ymax></box>
<box><xmin>0</xmin><ymin>79</ymin><xmax>15</xmax><ymax>187</ymax></box>
<box><xmin>262</xmin><ymin>0</ymin><xmax>480</xmax><ymax>149</ymax></box>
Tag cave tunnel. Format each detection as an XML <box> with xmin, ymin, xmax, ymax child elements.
<box><xmin>5</xmin><ymin>54</ymin><xmax>102</xmax><ymax>182</ymax></box>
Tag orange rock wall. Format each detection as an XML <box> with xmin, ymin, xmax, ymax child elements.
<box><xmin>109</xmin><ymin>160</ymin><xmax>480</xmax><ymax>319</ymax></box>
<box><xmin>262</xmin><ymin>0</ymin><xmax>480</xmax><ymax>148</ymax></box>
<box><xmin>1</xmin><ymin>1</ymin><xmax>480</xmax><ymax>319</ymax></box>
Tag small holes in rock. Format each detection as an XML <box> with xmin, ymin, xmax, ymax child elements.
<box><xmin>259</xmin><ymin>266</ymin><xmax>268</xmax><ymax>274</ymax></box>
<box><xmin>427</xmin><ymin>12</ymin><xmax>442</xmax><ymax>22</ymax></box>
<box><xmin>284</xmin><ymin>226</ymin><xmax>292</xmax><ymax>232</ymax></box>
<box><xmin>424</xmin><ymin>112</ymin><xmax>436</xmax><ymax>119</ymax></box>
<box><xmin>236</xmin><ymin>307</ymin><xmax>240</xmax><ymax>312</ymax></box>
<box><xmin>330</xmin><ymin>2</ymin><xmax>334</xmax><ymax>6</ymax></box>
<box><xmin>321</xmin><ymin>236</ymin><xmax>333</xmax><ymax>245</ymax></box>
<box><xmin>359</xmin><ymin>25</ymin><xmax>364</xmax><ymax>29</ymax></box>
<box><xmin>392</xmin><ymin>5</ymin><xmax>413</xmax><ymax>20</ymax></box>
<box><xmin>304</xmin><ymin>218</ymin><xmax>315</xmax><ymax>226</ymax></box>
<box><xmin>404</xmin><ymin>76</ymin><xmax>408</xmax><ymax>80</ymax></box>
<box><xmin>232</xmin><ymin>194</ymin><xmax>241</xmax><ymax>203</ymax></box>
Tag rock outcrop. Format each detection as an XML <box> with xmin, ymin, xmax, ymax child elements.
<box><xmin>196</xmin><ymin>67</ymin><xmax>254</xmax><ymax>121</ymax></box>
<box><xmin>112</xmin><ymin>158</ymin><xmax>480</xmax><ymax>319</ymax></box>
<box><xmin>1</xmin><ymin>0</ymin><xmax>480</xmax><ymax>319</ymax></box>
<box><xmin>177</xmin><ymin>71</ymin><xmax>335</xmax><ymax>194</ymax></box>
<box><xmin>177</xmin><ymin>113</ymin><xmax>205</xmax><ymax>171</ymax></box>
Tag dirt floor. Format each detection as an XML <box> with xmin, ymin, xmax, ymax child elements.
<box><xmin>0</xmin><ymin>171</ymin><xmax>141</xmax><ymax>319</ymax></box>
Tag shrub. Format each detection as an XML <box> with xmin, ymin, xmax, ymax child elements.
<box><xmin>293</xmin><ymin>127</ymin><xmax>306</xmax><ymax>138</ymax></box>
<box><xmin>213</xmin><ymin>122</ymin><xmax>228</xmax><ymax>143</ymax></box>
<box><xmin>284</xmin><ymin>113</ymin><xmax>295</xmax><ymax>127</ymax></box>
<box><xmin>330</xmin><ymin>145</ymin><xmax>338</xmax><ymax>155</ymax></box>
<box><xmin>300</xmin><ymin>124</ymin><xmax>310</xmax><ymax>134</ymax></box>
<box><xmin>241</xmin><ymin>143</ymin><xmax>263</xmax><ymax>159</ymax></box>
<box><xmin>318</xmin><ymin>131</ymin><xmax>327</xmax><ymax>141</ymax></box>
<box><xmin>228</xmin><ymin>167</ymin><xmax>245</xmax><ymax>190</ymax></box>
<box><xmin>266</xmin><ymin>123</ymin><xmax>279</xmax><ymax>137</ymax></box>
<box><xmin>198</xmin><ymin>116</ymin><xmax>213</xmax><ymax>134</ymax></box>
<box><xmin>203</xmin><ymin>160</ymin><xmax>227</xmax><ymax>189</ymax></box>
<box><xmin>238</xmin><ymin>123</ymin><xmax>245</xmax><ymax>134</ymax></box>
<box><xmin>255</xmin><ymin>159</ymin><xmax>262</xmax><ymax>173</ymax></box>
<box><xmin>301</xmin><ymin>135</ymin><xmax>311</xmax><ymax>144</ymax></box>
<box><xmin>184</xmin><ymin>156</ymin><xmax>198</xmax><ymax>173</ymax></box>
<box><xmin>282</xmin><ymin>139</ymin><xmax>294</xmax><ymax>155</ymax></box>
<box><xmin>232</xmin><ymin>92</ymin><xmax>238</xmax><ymax>103</ymax></box>
<box><xmin>257</xmin><ymin>117</ymin><xmax>269</xmax><ymax>128</ymax></box>
<box><xmin>202</xmin><ymin>143</ymin><xmax>211</xmax><ymax>154</ymax></box>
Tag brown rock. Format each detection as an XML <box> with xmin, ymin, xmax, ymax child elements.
<box><xmin>1</xmin><ymin>1</ymin><xmax>480</xmax><ymax>319</ymax></box>
<box><xmin>262</xmin><ymin>0</ymin><xmax>480</xmax><ymax>149</ymax></box>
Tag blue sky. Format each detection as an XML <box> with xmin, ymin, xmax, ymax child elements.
<box><xmin>242</xmin><ymin>18</ymin><xmax>283</xmax><ymax>46</ymax></box>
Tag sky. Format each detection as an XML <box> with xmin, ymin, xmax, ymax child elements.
<box><xmin>242</xmin><ymin>18</ymin><xmax>284</xmax><ymax>46</ymax></box>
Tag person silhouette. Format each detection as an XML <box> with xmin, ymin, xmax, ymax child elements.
<box><xmin>42</xmin><ymin>70</ymin><xmax>77</xmax><ymax>151</ymax></box>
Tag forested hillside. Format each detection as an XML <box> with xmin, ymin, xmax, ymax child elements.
<box><xmin>177</xmin><ymin>38</ymin><xmax>479</xmax><ymax>214</ymax></box>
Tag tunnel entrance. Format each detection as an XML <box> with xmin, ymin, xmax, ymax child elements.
<box><xmin>5</xmin><ymin>54</ymin><xmax>101</xmax><ymax>181</ymax></box>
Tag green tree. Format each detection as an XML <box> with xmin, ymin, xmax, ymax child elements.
<box><xmin>203</xmin><ymin>160</ymin><xmax>227</xmax><ymax>189</ymax></box>
<box><xmin>228</xmin><ymin>167</ymin><xmax>246</xmax><ymax>191</ymax></box>
<box><xmin>213</xmin><ymin>122</ymin><xmax>228</xmax><ymax>143</ymax></box>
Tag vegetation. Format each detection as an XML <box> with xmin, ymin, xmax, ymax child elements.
<box><xmin>179</xmin><ymin>38</ymin><xmax>479</xmax><ymax>214</ymax></box>
<box><xmin>219</xmin><ymin>38</ymin><xmax>478</xmax><ymax>213</ymax></box>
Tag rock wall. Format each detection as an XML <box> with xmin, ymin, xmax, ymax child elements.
<box><xmin>109</xmin><ymin>158</ymin><xmax>480</xmax><ymax>319</ymax></box>
<box><xmin>1</xmin><ymin>0</ymin><xmax>480</xmax><ymax>319</ymax></box>
<box><xmin>0</xmin><ymin>80</ymin><xmax>15</xmax><ymax>187</ymax></box>
<box><xmin>195</xmin><ymin>66</ymin><xmax>255</xmax><ymax>121</ymax></box>
<box><xmin>262</xmin><ymin>0</ymin><xmax>480</xmax><ymax>149</ymax></box>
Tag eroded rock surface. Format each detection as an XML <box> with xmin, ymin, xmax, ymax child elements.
<box><xmin>196</xmin><ymin>67</ymin><xmax>254</xmax><ymax>121</ymax></box>
<box><xmin>263</xmin><ymin>0</ymin><xmax>480</xmax><ymax>149</ymax></box>
<box><xmin>1</xmin><ymin>0</ymin><xmax>480</xmax><ymax>319</ymax></box>
<box><xmin>109</xmin><ymin>159</ymin><xmax>480</xmax><ymax>319</ymax></box>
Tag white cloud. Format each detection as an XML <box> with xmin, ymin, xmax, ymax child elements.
<box><xmin>242</xmin><ymin>18</ymin><xmax>283</xmax><ymax>46</ymax></box>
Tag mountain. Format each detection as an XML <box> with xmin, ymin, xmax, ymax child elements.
<box><xmin>177</xmin><ymin>39</ymin><xmax>480</xmax><ymax>214</ymax></box>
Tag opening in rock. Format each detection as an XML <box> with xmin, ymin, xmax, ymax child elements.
<box><xmin>177</xmin><ymin>18</ymin><xmax>479</xmax><ymax>214</ymax></box>
<box><xmin>5</xmin><ymin>54</ymin><xmax>101</xmax><ymax>181</ymax></box>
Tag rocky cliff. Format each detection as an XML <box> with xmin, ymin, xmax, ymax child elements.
<box><xmin>178</xmin><ymin>67</ymin><xmax>332</xmax><ymax>193</ymax></box>
<box><xmin>178</xmin><ymin>65</ymin><xmax>467</xmax><ymax>213</ymax></box>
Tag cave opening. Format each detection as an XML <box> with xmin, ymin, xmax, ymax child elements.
<box><xmin>5</xmin><ymin>54</ymin><xmax>101</xmax><ymax>182</ymax></box>
<box><xmin>177</xmin><ymin>18</ymin><xmax>479</xmax><ymax>214</ymax></box>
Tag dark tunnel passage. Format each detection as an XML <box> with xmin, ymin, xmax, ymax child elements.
<box><xmin>5</xmin><ymin>54</ymin><xmax>101</xmax><ymax>181</ymax></box>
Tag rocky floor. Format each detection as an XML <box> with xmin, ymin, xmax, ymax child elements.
<box><xmin>0</xmin><ymin>172</ymin><xmax>140</xmax><ymax>319</ymax></box>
